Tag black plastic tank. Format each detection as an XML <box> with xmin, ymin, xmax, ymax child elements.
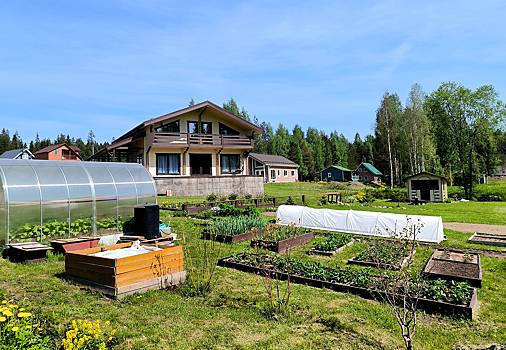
<box><xmin>134</xmin><ymin>203</ymin><xmax>160</xmax><ymax>239</ymax></box>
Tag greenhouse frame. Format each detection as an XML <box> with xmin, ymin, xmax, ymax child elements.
<box><xmin>0</xmin><ymin>160</ymin><xmax>157</xmax><ymax>245</ymax></box>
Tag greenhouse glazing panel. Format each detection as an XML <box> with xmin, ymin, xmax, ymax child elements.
<box><xmin>136</xmin><ymin>183</ymin><xmax>157</xmax><ymax>204</ymax></box>
<box><xmin>94</xmin><ymin>183</ymin><xmax>118</xmax><ymax>234</ymax></box>
<box><xmin>86</xmin><ymin>164</ymin><xmax>115</xmax><ymax>185</ymax></box>
<box><xmin>68</xmin><ymin>184</ymin><xmax>94</xmax><ymax>236</ymax></box>
<box><xmin>40</xmin><ymin>185</ymin><xmax>69</xmax><ymax>241</ymax></box>
<box><xmin>7</xmin><ymin>186</ymin><xmax>41</xmax><ymax>243</ymax></box>
<box><xmin>128</xmin><ymin>166</ymin><xmax>155</xmax><ymax>183</ymax></box>
<box><xmin>115</xmin><ymin>183</ymin><xmax>137</xmax><ymax>219</ymax></box>
<box><xmin>0</xmin><ymin>179</ymin><xmax>6</xmax><ymax>246</ymax></box>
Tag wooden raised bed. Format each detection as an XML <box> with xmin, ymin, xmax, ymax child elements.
<box><xmin>201</xmin><ymin>228</ymin><xmax>267</xmax><ymax>243</ymax></box>
<box><xmin>423</xmin><ymin>249</ymin><xmax>482</xmax><ymax>288</ymax></box>
<box><xmin>309</xmin><ymin>240</ymin><xmax>355</xmax><ymax>256</ymax></box>
<box><xmin>6</xmin><ymin>242</ymin><xmax>54</xmax><ymax>263</ymax></box>
<box><xmin>348</xmin><ymin>250</ymin><xmax>415</xmax><ymax>270</ymax></box>
<box><xmin>218</xmin><ymin>254</ymin><xmax>479</xmax><ymax>319</ymax></box>
<box><xmin>50</xmin><ymin>237</ymin><xmax>100</xmax><ymax>254</ymax></box>
<box><xmin>250</xmin><ymin>232</ymin><xmax>314</xmax><ymax>253</ymax></box>
<box><xmin>65</xmin><ymin>242</ymin><xmax>185</xmax><ymax>299</ymax></box>
<box><xmin>468</xmin><ymin>232</ymin><xmax>506</xmax><ymax>247</ymax></box>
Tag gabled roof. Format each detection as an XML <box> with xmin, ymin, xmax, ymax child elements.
<box><xmin>406</xmin><ymin>172</ymin><xmax>449</xmax><ymax>180</ymax></box>
<box><xmin>0</xmin><ymin>149</ymin><xmax>33</xmax><ymax>159</ymax></box>
<box><xmin>34</xmin><ymin>143</ymin><xmax>80</xmax><ymax>155</ymax></box>
<box><xmin>249</xmin><ymin>153</ymin><xmax>299</xmax><ymax>168</ymax></box>
<box><xmin>357</xmin><ymin>162</ymin><xmax>382</xmax><ymax>175</ymax></box>
<box><xmin>323</xmin><ymin>165</ymin><xmax>353</xmax><ymax>172</ymax></box>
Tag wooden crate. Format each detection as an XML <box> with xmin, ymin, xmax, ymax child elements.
<box><xmin>65</xmin><ymin>242</ymin><xmax>185</xmax><ymax>298</ymax></box>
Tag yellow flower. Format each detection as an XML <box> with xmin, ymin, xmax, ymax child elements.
<box><xmin>1</xmin><ymin>300</ymin><xmax>7</xmax><ymax>304</ymax></box>
<box><xmin>3</xmin><ymin>310</ymin><xmax>13</xmax><ymax>317</ymax></box>
<box><xmin>19</xmin><ymin>308</ymin><xmax>25</xmax><ymax>311</ymax></box>
<box><xmin>297</xmin><ymin>340</ymin><xmax>301</xmax><ymax>343</ymax></box>
<box><xmin>26</xmin><ymin>325</ymin><xmax>32</xmax><ymax>329</ymax></box>
<box><xmin>12</xmin><ymin>326</ymin><xmax>19</xmax><ymax>332</ymax></box>
<box><xmin>0</xmin><ymin>317</ymin><xmax>5</xmax><ymax>322</ymax></box>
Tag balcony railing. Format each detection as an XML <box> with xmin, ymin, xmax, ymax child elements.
<box><xmin>151</xmin><ymin>132</ymin><xmax>254</xmax><ymax>149</ymax></box>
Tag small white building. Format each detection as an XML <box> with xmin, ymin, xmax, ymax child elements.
<box><xmin>249</xmin><ymin>153</ymin><xmax>299</xmax><ymax>183</ymax></box>
<box><xmin>406</xmin><ymin>172</ymin><xmax>449</xmax><ymax>203</ymax></box>
<box><xmin>0</xmin><ymin>149</ymin><xmax>34</xmax><ymax>160</ymax></box>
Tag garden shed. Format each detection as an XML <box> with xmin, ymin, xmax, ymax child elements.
<box><xmin>276</xmin><ymin>205</ymin><xmax>444</xmax><ymax>243</ymax></box>
<box><xmin>0</xmin><ymin>160</ymin><xmax>157</xmax><ymax>245</ymax></box>
<box><xmin>406</xmin><ymin>172</ymin><xmax>448</xmax><ymax>203</ymax></box>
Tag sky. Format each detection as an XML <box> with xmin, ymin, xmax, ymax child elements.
<box><xmin>1</xmin><ymin>0</ymin><xmax>505</xmax><ymax>145</ymax></box>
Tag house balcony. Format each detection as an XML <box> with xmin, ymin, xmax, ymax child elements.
<box><xmin>150</xmin><ymin>132</ymin><xmax>254</xmax><ymax>149</ymax></box>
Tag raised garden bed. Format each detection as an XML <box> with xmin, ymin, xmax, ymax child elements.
<box><xmin>65</xmin><ymin>242</ymin><xmax>185</xmax><ymax>299</ymax></box>
<box><xmin>309</xmin><ymin>234</ymin><xmax>355</xmax><ymax>256</ymax></box>
<box><xmin>309</xmin><ymin>240</ymin><xmax>355</xmax><ymax>256</ymax></box>
<box><xmin>6</xmin><ymin>242</ymin><xmax>54</xmax><ymax>263</ymax></box>
<box><xmin>251</xmin><ymin>231</ymin><xmax>314</xmax><ymax>253</ymax></box>
<box><xmin>468</xmin><ymin>232</ymin><xmax>506</xmax><ymax>247</ymax></box>
<box><xmin>348</xmin><ymin>242</ymin><xmax>416</xmax><ymax>270</ymax></box>
<box><xmin>424</xmin><ymin>249</ymin><xmax>482</xmax><ymax>288</ymax></box>
<box><xmin>202</xmin><ymin>228</ymin><xmax>267</xmax><ymax>243</ymax></box>
<box><xmin>50</xmin><ymin>237</ymin><xmax>100</xmax><ymax>254</ymax></box>
<box><xmin>218</xmin><ymin>253</ymin><xmax>479</xmax><ymax>319</ymax></box>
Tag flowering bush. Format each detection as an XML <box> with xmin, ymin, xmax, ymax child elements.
<box><xmin>0</xmin><ymin>299</ymin><xmax>52</xmax><ymax>349</ymax></box>
<box><xmin>62</xmin><ymin>319</ymin><xmax>116</xmax><ymax>350</ymax></box>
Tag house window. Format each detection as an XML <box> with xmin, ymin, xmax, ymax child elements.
<box><xmin>365</xmin><ymin>175</ymin><xmax>368</xmax><ymax>181</ymax></box>
<box><xmin>55</xmin><ymin>150</ymin><xmax>60</xmax><ymax>155</ymax></box>
<box><xmin>136</xmin><ymin>155</ymin><xmax>143</xmax><ymax>164</ymax></box>
<box><xmin>188</xmin><ymin>121</ymin><xmax>198</xmax><ymax>134</ymax></box>
<box><xmin>157</xmin><ymin>154</ymin><xmax>180</xmax><ymax>175</ymax></box>
<box><xmin>359</xmin><ymin>175</ymin><xmax>362</xmax><ymax>180</ymax></box>
<box><xmin>221</xmin><ymin>154</ymin><xmax>241</xmax><ymax>173</ymax></box>
<box><xmin>219</xmin><ymin>123</ymin><xmax>239</xmax><ymax>135</ymax></box>
<box><xmin>291</xmin><ymin>170</ymin><xmax>295</xmax><ymax>177</ymax></box>
<box><xmin>284</xmin><ymin>170</ymin><xmax>288</xmax><ymax>177</ymax></box>
<box><xmin>277</xmin><ymin>170</ymin><xmax>280</xmax><ymax>176</ymax></box>
<box><xmin>271</xmin><ymin>169</ymin><xmax>276</xmax><ymax>179</ymax></box>
<box><xmin>358</xmin><ymin>168</ymin><xmax>362</xmax><ymax>172</ymax></box>
<box><xmin>155</xmin><ymin>120</ymin><xmax>180</xmax><ymax>133</ymax></box>
<box><xmin>22</xmin><ymin>153</ymin><xmax>28</xmax><ymax>159</ymax></box>
<box><xmin>328</xmin><ymin>172</ymin><xmax>332</xmax><ymax>178</ymax></box>
<box><xmin>201</xmin><ymin>122</ymin><xmax>212</xmax><ymax>135</ymax></box>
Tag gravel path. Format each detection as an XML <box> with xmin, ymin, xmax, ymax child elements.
<box><xmin>443</xmin><ymin>223</ymin><xmax>506</xmax><ymax>235</ymax></box>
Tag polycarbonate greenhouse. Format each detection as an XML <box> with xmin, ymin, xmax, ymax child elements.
<box><xmin>0</xmin><ymin>160</ymin><xmax>157</xmax><ymax>245</ymax></box>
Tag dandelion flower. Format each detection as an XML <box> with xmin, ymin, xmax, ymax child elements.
<box><xmin>0</xmin><ymin>317</ymin><xmax>6</xmax><ymax>322</ymax></box>
<box><xmin>1</xmin><ymin>300</ymin><xmax>7</xmax><ymax>304</ymax></box>
<box><xmin>12</xmin><ymin>326</ymin><xmax>18</xmax><ymax>332</ymax></box>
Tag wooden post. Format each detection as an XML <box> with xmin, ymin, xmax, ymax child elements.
<box><xmin>302</xmin><ymin>195</ymin><xmax>306</xmax><ymax>206</ymax></box>
<box><xmin>255</xmin><ymin>198</ymin><xmax>260</xmax><ymax>208</ymax></box>
<box><xmin>273</xmin><ymin>197</ymin><xmax>277</xmax><ymax>207</ymax></box>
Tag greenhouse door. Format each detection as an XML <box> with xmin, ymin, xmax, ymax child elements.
<box><xmin>190</xmin><ymin>154</ymin><xmax>212</xmax><ymax>175</ymax></box>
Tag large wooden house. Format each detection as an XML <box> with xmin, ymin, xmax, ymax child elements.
<box><xmin>88</xmin><ymin>101</ymin><xmax>265</xmax><ymax>196</ymax></box>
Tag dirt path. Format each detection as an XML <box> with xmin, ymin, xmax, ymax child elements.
<box><xmin>443</xmin><ymin>223</ymin><xmax>506</xmax><ymax>235</ymax></box>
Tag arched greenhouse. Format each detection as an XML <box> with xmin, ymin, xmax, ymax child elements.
<box><xmin>0</xmin><ymin>160</ymin><xmax>157</xmax><ymax>245</ymax></box>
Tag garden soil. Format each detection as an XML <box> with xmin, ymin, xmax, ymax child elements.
<box><xmin>443</xmin><ymin>222</ymin><xmax>506</xmax><ymax>235</ymax></box>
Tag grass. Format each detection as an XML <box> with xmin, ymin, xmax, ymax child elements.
<box><xmin>1</xmin><ymin>182</ymin><xmax>506</xmax><ymax>349</ymax></box>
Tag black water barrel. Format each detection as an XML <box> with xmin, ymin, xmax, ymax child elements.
<box><xmin>134</xmin><ymin>203</ymin><xmax>160</xmax><ymax>239</ymax></box>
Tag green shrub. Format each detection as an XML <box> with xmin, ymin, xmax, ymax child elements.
<box><xmin>206</xmin><ymin>193</ymin><xmax>218</xmax><ymax>202</ymax></box>
<box><xmin>244</xmin><ymin>193</ymin><xmax>252</xmax><ymax>199</ymax></box>
<box><xmin>228</xmin><ymin>193</ymin><xmax>238</xmax><ymax>200</ymax></box>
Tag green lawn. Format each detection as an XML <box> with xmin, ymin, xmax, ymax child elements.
<box><xmin>1</xmin><ymin>182</ymin><xmax>506</xmax><ymax>349</ymax></box>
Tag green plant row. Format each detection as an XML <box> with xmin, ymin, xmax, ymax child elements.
<box><xmin>212</xmin><ymin>215</ymin><xmax>267</xmax><ymax>236</ymax></box>
<box><xmin>230</xmin><ymin>252</ymin><xmax>473</xmax><ymax>305</ymax></box>
<box><xmin>313</xmin><ymin>233</ymin><xmax>352</xmax><ymax>252</ymax></box>
<box><xmin>253</xmin><ymin>224</ymin><xmax>307</xmax><ymax>242</ymax></box>
<box><xmin>354</xmin><ymin>241</ymin><xmax>411</xmax><ymax>265</ymax></box>
<box><xmin>10</xmin><ymin>216</ymin><xmax>127</xmax><ymax>242</ymax></box>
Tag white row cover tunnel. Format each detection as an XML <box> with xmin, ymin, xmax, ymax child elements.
<box><xmin>0</xmin><ymin>160</ymin><xmax>157</xmax><ymax>245</ymax></box>
<box><xmin>276</xmin><ymin>205</ymin><xmax>444</xmax><ymax>243</ymax></box>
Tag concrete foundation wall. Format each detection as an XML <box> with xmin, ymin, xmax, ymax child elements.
<box><xmin>154</xmin><ymin>175</ymin><xmax>264</xmax><ymax>197</ymax></box>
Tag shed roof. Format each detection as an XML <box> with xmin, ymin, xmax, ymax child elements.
<box><xmin>249</xmin><ymin>153</ymin><xmax>299</xmax><ymax>167</ymax></box>
<box><xmin>318</xmin><ymin>165</ymin><xmax>353</xmax><ymax>173</ymax></box>
<box><xmin>358</xmin><ymin>163</ymin><xmax>382</xmax><ymax>175</ymax></box>
<box><xmin>0</xmin><ymin>149</ymin><xmax>28</xmax><ymax>159</ymax></box>
<box><xmin>406</xmin><ymin>172</ymin><xmax>449</xmax><ymax>180</ymax></box>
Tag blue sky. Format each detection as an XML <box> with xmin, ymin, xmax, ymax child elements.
<box><xmin>1</xmin><ymin>0</ymin><xmax>505</xmax><ymax>144</ymax></box>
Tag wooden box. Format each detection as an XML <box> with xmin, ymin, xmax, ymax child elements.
<box><xmin>65</xmin><ymin>242</ymin><xmax>185</xmax><ymax>298</ymax></box>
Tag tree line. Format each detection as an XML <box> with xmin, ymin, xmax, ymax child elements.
<box><xmin>224</xmin><ymin>82</ymin><xmax>506</xmax><ymax>199</ymax></box>
<box><xmin>0</xmin><ymin>129</ymin><xmax>109</xmax><ymax>160</ymax></box>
